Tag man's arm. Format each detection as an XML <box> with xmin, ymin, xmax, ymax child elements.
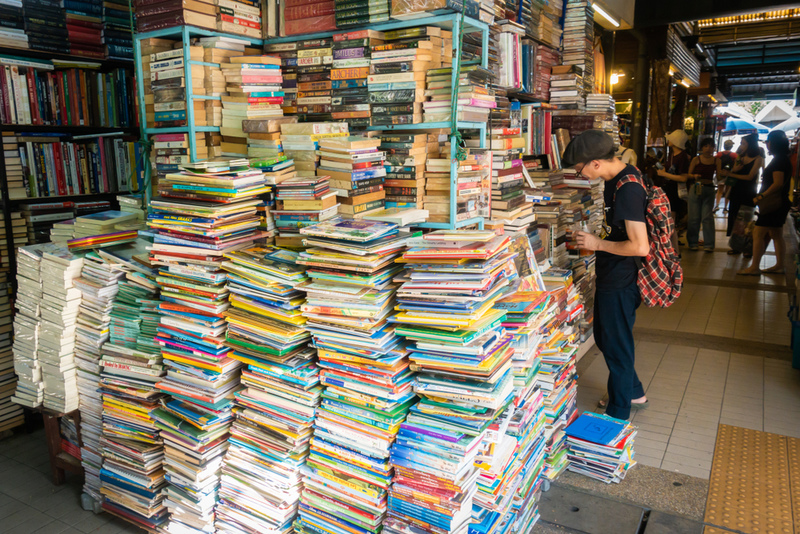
<box><xmin>575</xmin><ymin>220</ymin><xmax>649</xmax><ymax>257</ymax></box>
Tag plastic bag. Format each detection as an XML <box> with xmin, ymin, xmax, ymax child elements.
<box><xmin>728</xmin><ymin>205</ymin><xmax>755</xmax><ymax>253</ymax></box>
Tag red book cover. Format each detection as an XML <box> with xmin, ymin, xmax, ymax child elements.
<box><xmin>0</xmin><ymin>67</ymin><xmax>9</xmax><ymax>123</ymax></box>
<box><xmin>283</xmin><ymin>0</ymin><xmax>327</xmax><ymax>7</ymax></box>
<box><xmin>238</xmin><ymin>75</ymin><xmax>282</xmax><ymax>84</ymax></box>
<box><xmin>79</xmin><ymin>72</ymin><xmax>90</xmax><ymax>126</ymax></box>
<box><xmin>284</xmin><ymin>1</ymin><xmax>335</xmax><ymax>20</ymax></box>
<box><xmin>218</xmin><ymin>14</ymin><xmax>261</xmax><ymax>29</ymax></box>
<box><xmin>284</xmin><ymin>14</ymin><xmax>335</xmax><ymax>35</ymax></box>
<box><xmin>52</xmin><ymin>142</ymin><xmax>67</xmax><ymax>196</ymax></box>
<box><xmin>68</xmin><ymin>70</ymin><xmax>80</xmax><ymax>126</ymax></box>
<box><xmin>25</xmin><ymin>69</ymin><xmax>40</xmax><ymax>125</ymax></box>
<box><xmin>55</xmin><ymin>72</ymin><xmax>67</xmax><ymax>125</ymax></box>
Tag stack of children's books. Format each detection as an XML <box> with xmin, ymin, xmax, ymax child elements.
<box><xmin>565</xmin><ymin>412</ymin><xmax>637</xmax><ymax>484</ymax></box>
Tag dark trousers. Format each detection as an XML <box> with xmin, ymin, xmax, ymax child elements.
<box><xmin>726</xmin><ymin>195</ymin><xmax>742</xmax><ymax>236</ymax></box>
<box><xmin>594</xmin><ymin>282</ymin><xmax>644</xmax><ymax>420</ymax></box>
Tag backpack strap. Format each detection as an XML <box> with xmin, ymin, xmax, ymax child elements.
<box><xmin>613</xmin><ymin>172</ymin><xmax>647</xmax><ymax>202</ymax></box>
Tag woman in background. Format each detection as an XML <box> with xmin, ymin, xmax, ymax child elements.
<box><xmin>737</xmin><ymin>130</ymin><xmax>793</xmax><ymax>275</ymax></box>
<box><xmin>656</xmin><ymin>129</ymin><xmax>691</xmax><ymax>255</ymax></box>
<box><xmin>720</xmin><ymin>132</ymin><xmax>762</xmax><ymax>250</ymax></box>
<box><xmin>686</xmin><ymin>138</ymin><xmax>721</xmax><ymax>252</ymax></box>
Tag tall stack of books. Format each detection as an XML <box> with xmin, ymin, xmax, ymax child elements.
<box><xmin>0</xmin><ymin>268</ymin><xmax>22</xmax><ymax>432</ymax></box>
<box><xmin>561</xmin><ymin>0</ymin><xmax>593</xmax><ymax>94</ymax></box>
<box><xmin>10</xmin><ymin>245</ymin><xmax>47</xmax><ymax>409</ymax></box>
<box><xmin>273</xmin><ymin>175</ymin><xmax>336</xmax><ymax>248</ymax></box>
<box><xmin>149</xmin><ymin>45</ymin><xmax>206</xmax><ymax>129</ymax></box>
<box><xmin>317</xmin><ymin>136</ymin><xmax>386</xmax><ymax>219</ymax></box>
<box><xmin>331</xmin><ymin>30</ymin><xmax>385</xmax><ymax>130</ymax></box>
<box><xmin>99</xmin><ymin>257</ymin><xmax>168</xmax><ymax>530</ymax></box>
<box><xmin>424</xmin><ymin>149</ymin><xmax>489</xmax><ymax>224</ymax></box>
<box><xmin>280</xmin><ymin>122</ymin><xmax>348</xmax><ymax>174</ymax></box>
<box><xmin>74</xmin><ymin>250</ymin><xmax>127</xmax><ymax>505</ymax></box>
<box><xmin>295</xmin><ymin>38</ymin><xmax>334</xmax><ymax>122</ymax></box>
<box><xmin>294</xmin><ymin>218</ymin><xmax>410</xmax><ymax>534</ymax></box>
<box><xmin>424</xmin><ymin>66</ymin><xmax>495</xmax><ymax>123</ymax></box>
<box><xmin>148</xmin><ymin>160</ymin><xmax>267</xmax><ymax>533</ymax></box>
<box><xmin>200</xmin><ymin>36</ymin><xmax>253</xmax><ymax>128</ymax></box>
<box><xmin>487</xmin><ymin>128</ymin><xmax>533</xmax><ymax>230</ymax></box>
<box><xmin>266</xmin><ymin>42</ymin><xmax>298</xmax><ymax>115</ymax></box>
<box><xmin>103</xmin><ymin>0</ymin><xmax>135</xmax><ymax>60</ymax></box>
<box><xmin>380</xmin><ymin>133</ymin><xmax>435</xmax><ymax>210</ymax></box>
<box><xmin>243</xmin><ymin>117</ymin><xmax>296</xmax><ymax>162</ymax></box>
<box><xmin>216</xmin><ymin>0</ymin><xmax>261</xmax><ymax>38</ymax></box>
<box><xmin>38</xmin><ymin>248</ymin><xmax>84</xmax><ymax>413</ymax></box>
<box><xmin>0</xmin><ymin>0</ymin><xmax>27</xmax><ymax>50</ymax></box>
<box><xmin>549</xmin><ymin>66</ymin><xmax>585</xmax><ymax>111</ymax></box>
<box><xmin>221</xmin><ymin>55</ymin><xmax>284</xmax><ymax>158</ymax></box>
<box><xmin>23</xmin><ymin>0</ymin><xmax>67</xmax><ymax>54</ymax></box>
<box><xmin>66</xmin><ymin>0</ymin><xmax>104</xmax><ymax>59</ymax></box>
<box><xmin>389</xmin><ymin>230</ymin><xmax>516</xmax><ymax>534</ymax></box>
<box><xmin>0</xmin><ymin>213</ymin><xmax>27</xmax><ymax>273</ymax></box>
<box><xmin>565</xmin><ymin>412</ymin><xmax>637</xmax><ymax>483</ymax></box>
<box><xmin>214</xmin><ymin>246</ymin><xmax>319</xmax><ymax>533</ymax></box>
<box><xmin>336</xmin><ymin>0</ymin><xmax>389</xmax><ymax>28</ymax></box>
<box><xmin>135</xmin><ymin>0</ymin><xmax>216</xmax><ymax>32</ymax></box>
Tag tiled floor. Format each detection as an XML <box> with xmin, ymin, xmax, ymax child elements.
<box><xmin>576</xmin><ymin>212</ymin><xmax>800</xmax><ymax>480</ymax></box>
<box><xmin>0</xmin><ymin>429</ymin><xmax>141</xmax><ymax>534</ymax></box>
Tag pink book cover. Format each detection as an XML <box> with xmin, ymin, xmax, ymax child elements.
<box><xmin>153</xmin><ymin>133</ymin><xmax>188</xmax><ymax>142</ymax></box>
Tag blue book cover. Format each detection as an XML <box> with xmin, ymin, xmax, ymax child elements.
<box><xmin>565</xmin><ymin>413</ymin><xmax>627</xmax><ymax>446</ymax></box>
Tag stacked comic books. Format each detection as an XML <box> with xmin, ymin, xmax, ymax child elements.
<box><xmin>216</xmin><ymin>0</ymin><xmax>261</xmax><ymax>38</ymax></box>
<box><xmin>147</xmin><ymin>160</ymin><xmax>266</xmax><ymax>532</ymax></box>
<box><xmin>317</xmin><ymin>136</ymin><xmax>386</xmax><ymax>219</ymax></box>
<box><xmin>565</xmin><ymin>412</ymin><xmax>636</xmax><ymax>483</ymax></box>
<box><xmin>248</xmin><ymin>152</ymin><xmax>298</xmax><ymax>246</ymax></box>
<box><xmin>293</xmin><ymin>218</ymin><xmax>412</xmax><ymax>534</ymax></box>
<box><xmin>561</xmin><ymin>0</ymin><xmax>593</xmax><ymax>94</ymax></box>
<box><xmin>280</xmin><ymin>121</ymin><xmax>349</xmax><ymax>174</ymax></box>
<box><xmin>149</xmin><ymin>45</ymin><xmax>207</xmax><ymax>128</ymax></box>
<box><xmin>214</xmin><ymin>246</ymin><xmax>320</xmax><ymax>533</ymax></box>
<box><xmin>294</xmin><ymin>38</ymin><xmax>334</xmax><ymax>121</ymax></box>
<box><xmin>424</xmin><ymin>150</ymin><xmax>491</xmax><ymax>224</ymax></box>
<box><xmin>10</xmin><ymin>245</ymin><xmax>49</xmax><ymax>409</ymax></box>
<box><xmin>221</xmin><ymin>55</ymin><xmax>284</xmax><ymax>158</ymax></box>
<box><xmin>74</xmin><ymin>251</ymin><xmax>127</xmax><ymax>503</ymax></box>
<box><xmin>273</xmin><ymin>175</ymin><xmax>337</xmax><ymax>249</ymax></box>
<box><xmin>336</xmin><ymin>0</ymin><xmax>389</xmax><ymax>28</ymax></box>
<box><xmin>423</xmin><ymin>66</ymin><xmax>495</xmax><ymax>123</ymax></box>
<box><xmin>368</xmin><ymin>26</ymin><xmax>452</xmax><ymax>126</ymax></box>
<box><xmin>98</xmin><ymin>255</ymin><xmax>168</xmax><ymax>530</ymax></box>
<box><xmin>387</xmin><ymin>230</ymin><xmax>518</xmax><ymax>534</ymax></box>
<box><xmin>331</xmin><ymin>30</ymin><xmax>385</xmax><ymax>130</ymax></box>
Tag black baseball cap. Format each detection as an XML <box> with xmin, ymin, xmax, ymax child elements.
<box><xmin>562</xmin><ymin>130</ymin><xmax>615</xmax><ymax>167</ymax></box>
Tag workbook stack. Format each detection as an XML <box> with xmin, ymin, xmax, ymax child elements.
<box><xmin>294</xmin><ymin>219</ymin><xmax>411</xmax><ymax>534</ymax></box>
<box><xmin>74</xmin><ymin>252</ymin><xmax>126</xmax><ymax>505</ymax></box>
<box><xmin>331</xmin><ymin>29</ymin><xmax>385</xmax><ymax>130</ymax></box>
<box><xmin>389</xmin><ymin>230</ymin><xmax>517</xmax><ymax>534</ymax></box>
<box><xmin>317</xmin><ymin>136</ymin><xmax>386</xmax><ymax>219</ymax></box>
<box><xmin>221</xmin><ymin>55</ymin><xmax>284</xmax><ymax>158</ymax></box>
<box><xmin>214</xmin><ymin>246</ymin><xmax>319</xmax><ymax>533</ymax></box>
<box><xmin>148</xmin><ymin>160</ymin><xmax>268</xmax><ymax>533</ymax></box>
<box><xmin>565</xmin><ymin>412</ymin><xmax>637</xmax><ymax>483</ymax></box>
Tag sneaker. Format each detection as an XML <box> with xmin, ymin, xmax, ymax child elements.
<box><xmin>688</xmin><ymin>245</ymin><xmax>699</xmax><ymax>251</ymax></box>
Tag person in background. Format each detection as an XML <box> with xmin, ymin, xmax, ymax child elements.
<box><xmin>686</xmin><ymin>138</ymin><xmax>721</xmax><ymax>252</ymax></box>
<box><xmin>616</xmin><ymin>135</ymin><xmax>638</xmax><ymax>167</ymax></box>
<box><xmin>720</xmin><ymin>132</ymin><xmax>762</xmax><ymax>252</ymax></box>
<box><xmin>715</xmin><ymin>139</ymin><xmax>736</xmax><ymax>212</ymax></box>
<box><xmin>656</xmin><ymin>129</ymin><xmax>691</xmax><ymax>256</ymax></box>
<box><xmin>737</xmin><ymin>130</ymin><xmax>793</xmax><ymax>275</ymax></box>
<box><xmin>563</xmin><ymin>130</ymin><xmax>650</xmax><ymax>421</ymax></box>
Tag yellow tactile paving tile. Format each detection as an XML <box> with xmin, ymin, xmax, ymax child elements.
<box><xmin>705</xmin><ymin>424</ymin><xmax>793</xmax><ymax>534</ymax></box>
<box><xmin>788</xmin><ymin>437</ymin><xmax>800</xmax><ymax>533</ymax></box>
<box><xmin>704</xmin><ymin>527</ymin><xmax>733</xmax><ymax>534</ymax></box>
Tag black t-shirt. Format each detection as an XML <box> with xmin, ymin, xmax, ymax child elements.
<box><xmin>760</xmin><ymin>154</ymin><xmax>793</xmax><ymax>200</ymax></box>
<box><xmin>596</xmin><ymin>165</ymin><xmax>648</xmax><ymax>290</ymax></box>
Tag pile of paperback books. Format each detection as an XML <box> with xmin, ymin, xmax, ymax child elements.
<box><xmin>565</xmin><ymin>412</ymin><xmax>637</xmax><ymax>483</ymax></box>
<box><xmin>215</xmin><ymin>246</ymin><xmax>320</xmax><ymax>532</ymax></box>
<box><xmin>388</xmin><ymin>230</ymin><xmax>518</xmax><ymax>534</ymax></box>
<box><xmin>294</xmin><ymin>218</ymin><xmax>412</xmax><ymax>534</ymax></box>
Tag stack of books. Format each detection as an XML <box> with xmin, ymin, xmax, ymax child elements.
<box><xmin>73</xmin><ymin>249</ymin><xmax>127</xmax><ymax>504</ymax></box>
<box><xmin>243</xmin><ymin>117</ymin><xmax>298</xmax><ymax>162</ymax></box>
<box><xmin>67</xmin><ymin>210</ymin><xmax>141</xmax><ymax>251</ymax></box>
<box><xmin>424</xmin><ymin>150</ymin><xmax>490</xmax><ymax>224</ymax></box>
<box><xmin>201</xmin><ymin>36</ymin><xmax>256</xmax><ymax>127</ymax></box>
<box><xmin>65</xmin><ymin>0</ymin><xmax>104</xmax><ymax>59</ymax></box>
<box><xmin>135</xmin><ymin>0</ymin><xmax>216</xmax><ymax>32</ymax></box>
<box><xmin>99</xmin><ymin>262</ymin><xmax>168</xmax><ymax>530</ymax></box>
<box><xmin>565</xmin><ymin>412</ymin><xmax>637</xmax><ymax>483</ymax></box>
<box><xmin>380</xmin><ymin>133</ymin><xmax>429</xmax><ymax>210</ymax></box>
<box><xmin>1</xmin><ymin>134</ymin><xmax>25</xmax><ymax>200</ymax></box>
<box><xmin>388</xmin><ymin>230</ymin><xmax>516</xmax><ymax>534</ymax></box>
<box><xmin>424</xmin><ymin>66</ymin><xmax>495</xmax><ymax>123</ymax></box>
<box><xmin>214</xmin><ymin>246</ymin><xmax>319</xmax><ymax>533</ymax></box>
<box><xmin>330</xmin><ymin>30</ymin><xmax>385</xmax><ymax>130</ymax></box>
<box><xmin>281</xmin><ymin>0</ymin><xmax>336</xmax><ymax>36</ymax></box>
<box><xmin>561</xmin><ymin>0</ymin><xmax>594</xmax><ymax>94</ymax></box>
<box><xmin>0</xmin><ymin>1</ymin><xmax>27</xmax><ymax>50</ymax></box>
<box><xmin>221</xmin><ymin>55</ymin><xmax>284</xmax><ymax>157</ymax></box>
<box><xmin>22</xmin><ymin>0</ymin><xmax>67</xmax><ymax>54</ymax></box>
<box><xmin>273</xmin><ymin>175</ymin><xmax>337</xmax><ymax>248</ymax></box>
<box><xmin>216</xmin><ymin>0</ymin><xmax>261</xmax><ymax>38</ymax></box>
<box><xmin>152</xmin><ymin>133</ymin><xmax>223</xmax><ymax>189</ymax></box>
<box><xmin>280</xmin><ymin>121</ymin><xmax>349</xmax><ymax>174</ymax></box>
<box><xmin>549</xmin><ymin>66</ymin><xmax>585</xmax><ymax>110</ymax></box>
<box><xmin>336</xmin><ymin>0</ymin><xmax>389</xmax><ymax>28</ymax></box>
<box><xmin>103</xmin><ymin>0</ymin><xmax>135</xmax><ymax>60</ymax></box>
<box><xmin>317</xmin><ymin>136</ymin><xmax>386</xmax><ymax>218</ymax></box>
<box><xmin>0</xmin><ymin>213</ymin><xmax>27</xmax><ymax>271</ymax></box>
<box><xmin>265</xmin><ymin>42</ymin><xmax>298</xmax><ymax>115</ymax></box>
<box><xmin>586</xmin><ymin>93</ymin><xmax>615</xmax><ymax>114</ymax></box>
<box><xmin>148</xmin><ymin>45</ymin><xmax>207</xmax><ymax>128</ymax></box>
<box><xmin>0</xmin><ymin>268</ymin><xmax>22</xmax><ymax>432</ymax></box>
<box><xmin>487</xmin><ymin>128</ymin><xmax>533</xmax><ymax>229</ymax></box>
<box><xmin>38</xmin><ymin>248</ymin><xmax>84</xmax><ymax>413</ymax></box>
<box><xmin>10</xmin><ymin>245</ymin><xmax>47</xmax><ymax>408</ymax></box>
<box><xmin>294</xmin><ymin>38</ymin><xmax>334</xmax><ymax>122</ymax></box>
<box><xmin>294</xmin><ymin>218</ymin><xmax>411</xmax><ymax>534</ymax></box>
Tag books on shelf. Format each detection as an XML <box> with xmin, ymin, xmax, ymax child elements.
<box><xmin>317</xmin><ymin>136</ymin><xmax>386</xmax><ymax>219</ymax></box>
<box><xmin>0</xmin><ymin>266</ymin><xmax>23</xmax><ymax>432</ymax></box>
<box><xmin>330</xmin><ymin>29</ymin><xmax>385</xmax><ymax>130</ymax></box>
<box><xmin>292</xmin><ymin>37</ymin><xmax>334</xmax><ymax>121</ymax></box>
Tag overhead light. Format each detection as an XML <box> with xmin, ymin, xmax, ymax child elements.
<box><xmin>610</xmin><ymin>72</ymin><xmax>625</xmax><ymax>84</ymax></box>
<box><xmin>669</xmin><ymin>69</ymin><xmax>675</xmax><ymax>77</ymax></box>
<box><xmin>593</xmin><ymin>4</ymin><xmax>620</xmax><ymax>27</ymax></box>
<box><xmin>680</xmin><ymin>80</ymin><xmax>690</xmax><ymax>88</ymax></box>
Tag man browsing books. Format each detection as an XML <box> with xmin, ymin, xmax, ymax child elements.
<box><xmin>564</xmin><ymin>130</ymin><xmax>650</xmax><ymax>420</ymax></box>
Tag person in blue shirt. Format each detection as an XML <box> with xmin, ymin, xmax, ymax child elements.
<box><xmin>565</xmin><ymin>130</ymin><xmax>650</xmax><ymax>421</ymax></box>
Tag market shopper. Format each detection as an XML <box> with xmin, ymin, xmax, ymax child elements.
<box><xmin>566</xmin><ymin>130</ymin><xmax>650</xmax><ymax>421</ymax></box>
<box><xmin>656</xmin><ymin>129</ymin><xmax>691</xmax><ymax>255</ymax></box>
<box><xmin>686</xmin><ymin>138</ymin><xmax>721</xmax><ymax>252</ymax></box>
<box><xmin>720</xmin><ymin>133</ymin><xmax>762</xmax><ymax>247</ymax></box>
<box><xmin>737</xmin><ymin>130</ymin><xmax>793</xmax><ymax>275</ymax></box>
<box><xmin>715</xmin><ymin>139</ymin><xmax>737</xmax><ymax>212</ymax></box>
